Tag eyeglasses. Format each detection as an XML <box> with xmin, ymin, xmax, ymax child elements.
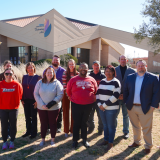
<box><xmin>5</xmin><ymin>73</ymin><xmax>13</xmax><ymax>76</ymax></box>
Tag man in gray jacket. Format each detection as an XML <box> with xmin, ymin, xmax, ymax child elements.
<box><xmin>115</xmin><ymin>55</ymin><xmax>135</xmax><ymax>139</ymax></box>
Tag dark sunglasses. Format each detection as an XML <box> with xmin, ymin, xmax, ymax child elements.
<box><xmin>5</xmin><ymin>73</ymin><xmax>13</xmax><ymax>76</ymax></box>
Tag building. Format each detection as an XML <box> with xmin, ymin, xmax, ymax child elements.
<box><xmin>0</xmin><ymin>8</ymin><xmax>160</xmax><ymax>72</ymax></box>
<box><xmin>131</xmin><ymin>57</ymin><xmax>148</xmax><ymax>69</ymax></box>
<box><xmin>0</xmin><ymin>9</ymin><xmax>124</xmax><ymax>68</ymax></box>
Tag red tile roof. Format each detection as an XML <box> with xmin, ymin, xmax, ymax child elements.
<box><xmin>2</xmin><ymin>15</ymin><xmax>97</xmax><ymax>30</ymax></box>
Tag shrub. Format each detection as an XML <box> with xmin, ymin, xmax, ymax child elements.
<box><xmin>111</xmin><ymin>62</ymin><xmax>119</xmax><ymax>67</ymax></box>
<box><xmin>60</xmin><ymin>54</ymin><xmax>78</xmax><ymax>67</ymax></box>
<box><xmin>76</xmin><ymin>65</ymin><xmax>79</xmax><ymax>71</ymax></box>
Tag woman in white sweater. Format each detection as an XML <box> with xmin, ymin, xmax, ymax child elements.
<box><xmin>34</xmin><ymin>67</ymin><xmax>63</xmax><ymax>147</ymax></box>
<box><xmin>96</xmin><ymin>65</ymin><xmax>121</xmax><ymax>152</ymax></box>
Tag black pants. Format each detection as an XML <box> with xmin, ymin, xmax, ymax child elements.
<box><xmin>23</xmin><ymin>99</ymin><xmax>37</xmax><ymax>136</ymax></box>
<box><xmin>57</xmin><ymin>106</ymin><xmax>62</xmax><ymax>130</ymax></box>
<box><xmin>87</xmin><ymin>102</ymin><xmax>103</xmax><ymax>132</ymax></box>
<box><xmin>71</xmin><ymin>102</ymin><xmax>93</xmax><ymax>141</ymax></box>
<box><xmin>0</xmin><ymin>109</ymin><xmax>18</xmax><ymax>142</ymax></box>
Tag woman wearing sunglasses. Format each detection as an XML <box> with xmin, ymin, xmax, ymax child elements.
<box><xmin>0</xmin><ymin>68</ymin><xmax>23</xmax><ymax>150</ymax></box>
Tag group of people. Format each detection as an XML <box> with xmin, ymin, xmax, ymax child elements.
<box><xmin>0</xmin><ymin>54</ymin><xmax>159</xmax><ymax>155</ymax></box>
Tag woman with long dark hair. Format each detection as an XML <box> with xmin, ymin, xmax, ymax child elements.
<box><xmin>62</xmin><ymin>59</ymin><xmax>78</xmax><ymax>137</ymax></box>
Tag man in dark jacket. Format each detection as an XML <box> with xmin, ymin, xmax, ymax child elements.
<box><xmin>115</xmin><ymin>55</ymin><xmax>135</xmax><ymax>139</ymax></box>
<box><xmin>87</xmin><ymin>61</ymin><xmax>106</xmax><ymax>135</ymax></box>
<box><xmin>123</xmin><ymin>59</ymin><xmax>159</xmax><ymax>155</ymax></box>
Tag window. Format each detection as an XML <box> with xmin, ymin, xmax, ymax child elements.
<box><xmin>77</xmin><ymin>48</ymin><xmax>81</xmax><ymax>58</ymax></box>
<box><xmin>67</xmin><ymin>48</ymin><xmax>71</xmax><ymax>54</ymax></box>
<box><xmin>31</xmin><ymin>46</ymin><xmax>38</xmax><ymax>62</ymax></box>
<box><xmin>153</xmin><ymin>61</ymin><xmax>160</xmax><ymax>66</ymax></box>
<box><xmin>18</xmin><ymin>47</ymin><xmax>26</xmax><ymax>64</ymax></box>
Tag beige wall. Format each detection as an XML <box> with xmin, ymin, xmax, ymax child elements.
<box><xmin>108</xmin><ymin>46</ymin><xmax>120</xmax><ymax>65</ymax></box>
<box><xmin>38</xmin><ymin>48</ymin><xmax>53</xmax><ymax>60</ymax></box>
<box><xmin>7</xmin><ymin>38</ymin><xmax>29</xmax><ymax>47</ymax></box>
<box><xmin>89</xmin><ymin>38</ymin><xmax>101</xmax><ymax>68</ymax></box>
<box><xmin>101</xmin><ymin>44</ymin><xmax>109</xmax><ymax>67</ymax></box>
<box><xmin>148</xmin><ymin>51</ymin><xmax>160</xmax><ymax>73</ymax></box>
<box><xmin>0</xmin><ymin>35</ymin><xmax>9</xmax><ymax>64</ymax></box>
<box><xmin>38</xmin><ymin>48</ymin><xmax>67</xmax><ymax>60</ymax></box>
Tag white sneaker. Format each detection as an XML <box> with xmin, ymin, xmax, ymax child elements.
<box><xmin>65</xmin><ymin>133</ymin><xmax>68</xmax><ymax>138</ymax></box>
<box><xmin>51</xmin><ymin>141</ymin><xmax>55</xmax><ymax>146</ymax></box>
<box><xmin>39</xmin><ymin>141</ymin><xmax>45</xmax><ymax>146</ymax></box>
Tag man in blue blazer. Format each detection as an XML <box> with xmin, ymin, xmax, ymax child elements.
<box><xmin>123</xmin><ymin>59</ymin><xmax>159</xmax><ymax>155</ymax></box>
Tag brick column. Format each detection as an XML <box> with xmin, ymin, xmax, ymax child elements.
<box><xmin>89</xmin><ymin>38</ymin><xmax>101</xmax><ymax>68</ymax></box>
<box><xmin>101</xmin><ymin>44</ymin><xmax>109</xmax><ymax>67</ymax></box>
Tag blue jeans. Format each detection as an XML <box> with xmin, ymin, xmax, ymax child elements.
<box><xmin>99</xmin><ymin>109</ymin><xmax>118</xmax><ymax>143</ymax></box>
<box><xmin>116</xmin><ymin>100</ymin><xmax>129</xmax><ymax>134</ymax></box>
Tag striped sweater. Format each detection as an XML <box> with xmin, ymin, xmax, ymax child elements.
<box><xmin>62</xmin><ymin>71</ymin><xmax>79</xmax><ymax>90</ymax></box>
<box><xmin>96</xmin><ymin>77</ymin><xmax>121</xmax><ymax>110</ymax></box>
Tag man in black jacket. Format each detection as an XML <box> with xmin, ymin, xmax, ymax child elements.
<box><xmin>87</xmin><ymin>61</ymin><xmax>106</xmax><ymax>135</ymax></box>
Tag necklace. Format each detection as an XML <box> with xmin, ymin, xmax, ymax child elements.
<box><xmin>27</xmin><ymin>75</ymin><xmax>35</xmax><ymax>89</ymax></box>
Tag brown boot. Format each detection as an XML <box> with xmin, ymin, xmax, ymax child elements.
<box><xmin>106</xmin><ymin>143</ymin><xmax>113</xmax><ymax>152</ymax></box>
<box><xmin>97</xmin><ymin>140</ymin><xmax>108</xmax><ymax>146</ymax></box>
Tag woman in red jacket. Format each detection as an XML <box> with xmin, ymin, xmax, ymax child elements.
<box><xmin>0</xmin><ymin>68</ymin><xmax>23</xmax><ymax>150</ymax></box>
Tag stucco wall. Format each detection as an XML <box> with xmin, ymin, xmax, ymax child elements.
<box><xmin>148</xmin><ymin>51</ymin><xmax>160</xmax><ymax>73</ymax></box>
<box><xmin>108</xmin><ymin>46</ymin><xmax>120</xmax><ymax>65</ymax></box>
<box><xmin>38</xmin><ymin>48</ymin><xmax>67</xmax><ymax>60</ymax></box>
<box><xmin>0</xmin><ymin>35</ymin><xmax>9</xmax><ymax>64</ymax></box>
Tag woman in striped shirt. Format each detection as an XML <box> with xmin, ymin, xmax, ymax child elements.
<box><xmin>96</xmin><ymin>65</ymin><xmax>121</xmax><ymax>152</ymax></box>
<box><xmin>62</xmin><ymin>59</ymin><xmax>78</xmax><ymax>137</ymax></box>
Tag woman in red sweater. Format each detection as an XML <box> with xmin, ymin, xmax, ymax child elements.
<box><xmin>67</xmin><ymin>63</ymin><xmax>97</xmax><ymax>149</ymax></box>
<box><xmin>62</xmin><ymin>59</ymin><xmax>78</xmax><ymax>137</ymax></box>
<box><xmin>0</xmin><ymin>68</ymin><xmax>23</xmax><ymax>150</ymax></box>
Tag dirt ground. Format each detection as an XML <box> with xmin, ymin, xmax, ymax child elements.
<box><xmin>0</xmin><ymin>104</ymin><xmax>160</xmax><ymax>160</ymax></box>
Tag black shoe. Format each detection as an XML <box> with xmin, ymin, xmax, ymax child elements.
<box><xmin>57</xmin><ymin>128</ymin><xmax>61</xmax><ymax>133</ymax></box>
<box><xmin>72</xmin><ymin>141</ymin><xmax>78</xmax><ymax>149</ymax></box>
<box><xmin>98</xmin><ymin>130</ymin><xmax>103</xmax><ymax>135</ymax></box>
<box><xmin>29</xmin><ymin>135</ymin><xmax>37</xmax><ymax>139</ymax></box>
<box><xmin>22</xmin><ymin>133</ymin><xmax>30</xmax><ymax>138</ymax></box>
<box><xmin>87</xmin><ymin>128</ymin><xmax>94</xmax><ymax>134</ymax></box>
<box><xmin>124</xmin><ymin>133</ymin><xmax>129</xmax><ymax>139</ymax></box>
<box><xmin>82</xmin><ymin>139</ymin><xmax>90</xmax><ymax>148</ymax></box>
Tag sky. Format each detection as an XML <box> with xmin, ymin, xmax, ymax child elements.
<box><xmin>0</xmin><ymin>0</ymin><xmax>149</xmax><ymax>58</ymax></box>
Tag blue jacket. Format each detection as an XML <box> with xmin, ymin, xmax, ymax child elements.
<box><xmin>123</xmin><ymin>72</ymin><xmax>159</xmax><ymax>114</ymax></box>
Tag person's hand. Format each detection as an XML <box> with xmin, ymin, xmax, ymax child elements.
<box><xmin>33</xmin><ymin>102</ymin><xmax>37</xmax><ymax>109</ymax></box>
<box><xmin>119</xmin><ymin>94</ymin><xmax>123</xmax><ymax>100</ymax></box>
<box><xmin>99</xmin><ymin>105</ymin><xmax>105</xmax><ymax>111</ymax></box>
<box><xmin>42</xmin><ymin>105</ymin><xmax>48</xmax><ymax>110</ymax></box>
<box><xmin>21</xmin><ymin>101</ymin><xmax>24</xmax><ymax>107</ymax></box>
<box><xmin>68</xmin><ymin>96</ymin><xmax>70</xmax><ymax>100</ymax></box>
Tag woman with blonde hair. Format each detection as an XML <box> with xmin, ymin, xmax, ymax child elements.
<box><xmin>62</xmin><ymin>59</ymin><xmax>78</xmax><ymax>137</ymax></box>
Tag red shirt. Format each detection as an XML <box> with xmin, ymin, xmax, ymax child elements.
<box><xmin>66</xmin><ymin>75</ymin><xmax>97</xmax><ymax>105</ymax></box>
<box><xmin>0</xmin><ymin>80</ymin><xmax>23</xmax><ymax>110</ymax></box>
